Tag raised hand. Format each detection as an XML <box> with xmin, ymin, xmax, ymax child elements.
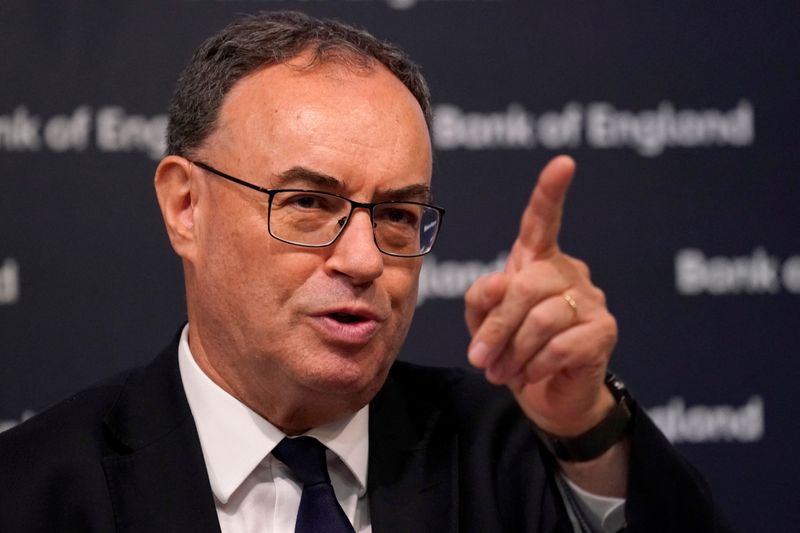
<box><xmin>465</xmin><ymin>156</ymin><xmax>618</xmax><ymax>437</ymax></box>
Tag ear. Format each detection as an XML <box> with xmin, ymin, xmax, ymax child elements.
<box><xmin>154</xmin><ymin>156</ymin><xmax>199</xmax><ymax>261</ymax></box>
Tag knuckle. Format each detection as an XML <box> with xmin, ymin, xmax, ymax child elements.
<box><xmin>580</xmin><ymin>262</ymin><xmax>591</xmax><ymax>279</ymax></box>
<box><xmin>464</xmin><ymin>308</ymin><xmax>480</xmax><ymax>332</ymax></box>
<box><xmin>591</xmin><ymin>286</ymin><xmax>607</xmax><ymax>307</ymax></box>
<box><xmin>591</xmin><ymin>315</ymin><xmax>619</xmax><ymax>353</ymax></box>
<box><xmin>602</xmin><ymin>314</ymin><xmax>619</xmax><ymax>340</ymax></box>
<box><xmin>572</xmin><ymin>258</ymin><xmax>591</xmax><ymax>278</ymax></box>
<box><xmin>524</xmin><ymin>358</ymin><xmax>543</xmax><ymax>381</ymax></box>
<box><xmin>507</xmin><ymin>339</ymin><xmax>536</xmax><ymax>368</ymax></box>
<box><xmin>509</xmin><ymin>271</ymin><xmax>537</xmax><ymax>296</ymax></box>
<box><xmin>479</xmin><ymin>316</ymin><xmax>511</xmax><ymax>343</ymax></box>
<box><xmin>535</xmin><ymin>259</ymin><xmax>561</xmax><ymax>279</ymax></box>
<box><xmin>546</xmin><ymin>336</ymin><xmax>571</xmax><ymax>361</ymax></box>
<box><xmin>559</xmin><ymin>252</ymin><xmax>581</xmax><ymax>268</ymax></box>
<box><xmin>504</xmin><ymin>349</ymin><xmax>527</xmax><ymax>373</ymax></box>
<box><xmin>509</xmin><ymin>272</ymin><xmax>548</xmax><ymax>306</ymax></box>
<box><xmin>527</xmin><ymin>305</ymin><xmax>553</xmax><ymax>334</ymax></box>
<box><xmin>596</xmin><ymin>310</ymin><xmax>617</xmax><ymax>330</ymax></box>
<box><xmin>485</xmin><ymin>270</ymin><xmax>506</xmax><ymax>286</ymax></box>
<box><xmin>464</xmin><ymin>283</ymin><xmax>481</xmax><ymax>307</ymax></box>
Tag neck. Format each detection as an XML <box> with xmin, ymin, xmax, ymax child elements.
<box><xmin>185</xmin><ymin>324</ymin><xmax>367</xmax><ymax>434</ymax></box>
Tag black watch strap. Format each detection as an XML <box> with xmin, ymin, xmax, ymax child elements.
<box><xmin>536</xmin><ymin>372</ymin><xmax>632</xmax><ymax>462</ymax></box>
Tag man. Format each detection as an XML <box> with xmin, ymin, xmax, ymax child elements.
<box><xmin>0</xmin><ymin>11</ymin><xmax>731</xmax><ymax>532</ymax></box>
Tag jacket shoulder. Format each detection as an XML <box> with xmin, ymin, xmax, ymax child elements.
<box><xmin>0</xmin><ymin>368</ymin><xmax>140</xmax><ymax>530</ymax></box>
<box><xmin>0</xmin><ymin>368</ymin><xmax>133</xmax><ymax>455</ymax></box>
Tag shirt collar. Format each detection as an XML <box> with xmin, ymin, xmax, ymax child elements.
<box><xmin>177</xmin><ymin>324</ymin><xmax>369</xmax><ymax>504</ymax></box>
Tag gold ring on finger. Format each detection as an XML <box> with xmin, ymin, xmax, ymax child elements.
<box><xmin>562</xmin><ymin>292</ymin><xmax>578</xmax><ymax>319</ymax></box>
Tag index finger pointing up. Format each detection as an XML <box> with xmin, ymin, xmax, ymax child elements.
<box><xmin>516</xmin><ymin>155</ymin><xmax>576</xmax><ymax>259</ymax></box>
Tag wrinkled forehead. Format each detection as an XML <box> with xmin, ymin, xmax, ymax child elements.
<box><xmin>204</xmin><ymin>57</ymin><xmax>433</xmax><ymax>198</ymax></box>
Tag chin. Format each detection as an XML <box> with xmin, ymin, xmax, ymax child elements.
<box><xmin>302</xmin><ymin>356</ymin><xmax>389</xmax><ymax>400</ymax></box>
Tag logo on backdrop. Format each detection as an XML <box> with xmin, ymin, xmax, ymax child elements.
<box><xmin>0</xmin><ymin>258</ymin><xmax>20</xmax><ymax>305</ymax></box>
<box><xmin>0</xmin><ymin>106</ymin><xmax>166</xmax><ymax>160</ymax></box>
<box><xmin>647</xmin><ymin>396</ymin><xmax>764</xmax><ymax>443</ymax></box>
<box><xmin>433</xmin><ymin>100</ymin><xmax>754</xmax><ymax>156</ymax></box>
<box><xmin>417</xmin><ymin>252</ymin><xmax>508</xmax><ymax>306</ymax></box>
<box><xmin>2</xmin><ymin>100</ymin><xmax>754</xmax><ymax>161</ymax></box>
<box><xmin>675</xmin><ymin>247</ymin><xmax>800</xmax><ymax>295</ymax></box>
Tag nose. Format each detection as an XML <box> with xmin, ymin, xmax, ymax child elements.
<box><xmin>325</xmin><ymin>209</ymin><xmax>384</xmax><ymax>285</ymax></box>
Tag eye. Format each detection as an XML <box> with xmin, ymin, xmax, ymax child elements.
<box><xmin>291</xmin><ymin>194</ymin><xmax>323</xmax><ymax>209</ymax></box>
<box><xmin>387</xmin><ymin>210</ymin><xmax>410</xmax><ymax>223</ymax></box>
<box><xmin>276</xmin><ymin>192</ymin><xmax>339</xmax><ymax>212</ymax></box>
<box><xmin>376</xmin><ymin>204</ymin><xmax>420</xmax><ymax>227</ymax></box>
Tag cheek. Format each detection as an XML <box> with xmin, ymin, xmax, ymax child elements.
<box><xmin>235</xmin><ymin>247</ymin><xmax>319</xmax><ymax>312</ymax></box>
<box><xmin>386</xmin><ymin>263</ymin><xmax>421</xmax><ymax>318</ymax></box>
<box><xmin>196</xmin><ymin>210</ymin><xmax>285</xmax><ymax>312</ymax></box>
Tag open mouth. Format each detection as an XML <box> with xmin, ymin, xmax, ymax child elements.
<box><xmin>328</xmin><ymin>312</ymin><xmax>367</xmax><ymax>324</ymax></box>
<box><xmin>311</xmin><ymin>308</ymin><xmax>381</xmax><ymax>345</ymax></box>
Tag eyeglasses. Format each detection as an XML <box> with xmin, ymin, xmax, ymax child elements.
<box><xmin>191</xmin><ymin>161</ymin><xmax>445</xmax><ymax>257</ymax></box>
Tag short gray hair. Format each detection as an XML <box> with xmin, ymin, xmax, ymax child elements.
<box><xmin>167</xmin><ymin>10</ymin><xmax>432</xmax><ymax>156</ymax></box>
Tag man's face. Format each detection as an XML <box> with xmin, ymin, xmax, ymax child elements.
<box><xmin>183</xmin><ymin>55</ymin><xmax>432</xmax><ymax>421</ymax></box>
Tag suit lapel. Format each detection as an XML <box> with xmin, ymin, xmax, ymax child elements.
<box><xmin>367</xmin><ymin>368</ymin><xmax>458</xmax><ymax>533</ymax></box>
<box><xmin>101</xmin><ymin>337</ymin><xmax>221</xmax><ymax>533</ymax></box>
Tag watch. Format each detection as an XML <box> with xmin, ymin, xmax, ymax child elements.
<box><xmin>535</xmin><ymin>372</ymin><xmax>633</xmax><ymax>462</ymax></box>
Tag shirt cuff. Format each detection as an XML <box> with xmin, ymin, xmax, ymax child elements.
<box><xmin>561</xmin><ymin>475</ymin><xmax>626</xmax><ymax>532</ymax></box>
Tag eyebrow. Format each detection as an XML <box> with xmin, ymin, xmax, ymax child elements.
<box><xmin>375</xmin><ymin>183</ymin><xmax>432</xmax><ymax>203</ymax></box>
<box><xmin>272</xmin><ymin>166</ymin><xmax>344</xmax><ymax>191</ymax></box>
<box><xmin>273</xmin><ymin>166</ymin><xmax>432</xmax><ymax>202</ymax></box>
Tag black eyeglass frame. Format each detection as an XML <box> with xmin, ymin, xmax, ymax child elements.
<box><xmin>190</xmin><ymin>160</ymin><xmax>445</xmax><ymax>257</ymax></box>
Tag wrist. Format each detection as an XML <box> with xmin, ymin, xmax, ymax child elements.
<box><xmin>535</xmin><ymin>373</ymin><xmax>633</xmax><ymax>462</ymax></box>
<box><xmin>534</xmin><ymin>385</ymin><xmax>616</xmax><ymax>437</ymax></box>
<box><xmin>559</xmin><ymin>436</ymin><xmax>630</xmax><ymax>497</ymax></box>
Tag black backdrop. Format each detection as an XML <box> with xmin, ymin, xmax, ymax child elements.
<box><xmin>1</xmin><ymin>2</ymin><xmax>798</xmax><ymax>530</ymax></box>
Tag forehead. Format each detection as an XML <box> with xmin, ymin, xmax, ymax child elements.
<box><xmin>204</xmin><ymin>55</ymin><xmax>433</xmax><ymax>197</ymax></box>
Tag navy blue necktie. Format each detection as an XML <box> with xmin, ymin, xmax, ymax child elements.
<box><xmin>272</xmin><ymin>436</ymin><xmax>356</xmax><ymax>533</ymax></box>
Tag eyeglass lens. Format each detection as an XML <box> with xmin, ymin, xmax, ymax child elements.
<box><xmin>268</xmin><ymin>190</ymin><xmax>440</xmax><ymax>256</ymax></box>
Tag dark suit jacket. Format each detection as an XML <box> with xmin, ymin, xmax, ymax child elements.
<box><xmin>0</xmin><ymin>335</ymin><xmax>732</xmax><ymax>532</ymax></box>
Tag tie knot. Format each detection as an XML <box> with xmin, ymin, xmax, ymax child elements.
<box><xmin>272</xmin><ymin>436</ymin><xmax>331</xmax><ymax>486</ymax></box>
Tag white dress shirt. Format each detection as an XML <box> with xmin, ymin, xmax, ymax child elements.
<box><xmin>177</xmin><ymin>325</ymin><xmax>624</xmax><ymax>532</ymax></box>
<box><xmin>178</xmin><ymin>327</ymin><xmax>371</xmax><ymax>532</ymax></box>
